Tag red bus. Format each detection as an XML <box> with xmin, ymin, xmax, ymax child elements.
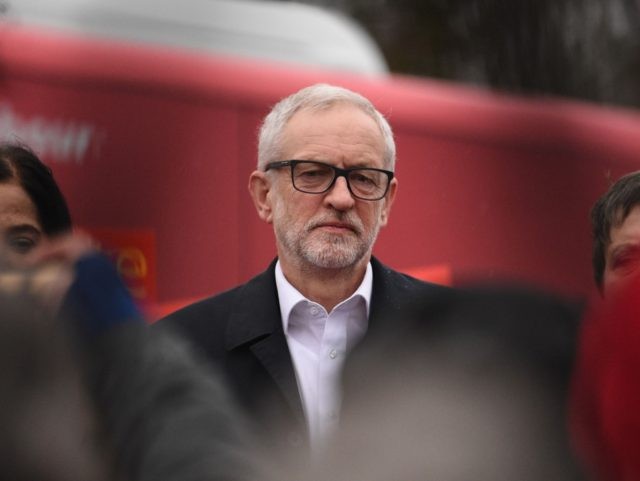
<box><xmin>2</xmin><ymin>8</ymin><xmax>640</xmax><ymax>315</ymax></box>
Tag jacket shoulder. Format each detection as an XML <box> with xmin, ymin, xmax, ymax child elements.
<box><xmin>371</xmin><ymin>257</ymin><xmax>452</xmax><ymax>296</ymax></box>
<box><xmin>155</xmin><ymin>285</ymin><xmax>241</xmax><ymax>346</ymax></box>
<box><xmin>368</xmin><ymin>257</ymin><xmax>453</xmax><ymax>328</ymax></box>
<box><xmin>155</xmin><ymin>262</ymin><xmax>277</xmax><ymax>343</ymax></box>
<box><xmin>162</xmin><ymin>286</ymin><xmax>238</xmax><ymax>322</ymax></box>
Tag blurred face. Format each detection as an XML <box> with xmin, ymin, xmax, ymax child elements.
<box><xmin>603</xmin><ymin>205</ymin><xmax>640</xmax><ymax>293</ymax></box>
<box><xmin>266</xmin><ymin>103</ymin><xmax>396</xmax><ymax>271</ymax></box>
<box><xmin>0</xmin><ymin>182</ymin><xmax>43</xmax><ymax>267</ymax></box>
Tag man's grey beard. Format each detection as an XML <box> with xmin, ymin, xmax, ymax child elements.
<box><xmin>276</xmin><ymin>214</ymin><xmax>380</xmax><ymax>270</ymax></box>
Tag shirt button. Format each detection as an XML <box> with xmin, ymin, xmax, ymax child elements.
<box><xmin>310</xmin><ymin>306</ymin><xmax>320</xmax><ymax>316</ymax></box>
<box><xmin>329</xmin><ymin>349</ymin><xmax>338</xmax><ymax>359</ymax></box>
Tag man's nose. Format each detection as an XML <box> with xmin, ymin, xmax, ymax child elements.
<box><xmin>323</xmin><ymin>176</ymin><xmax>356</xmax><ymax>210</ymax></box>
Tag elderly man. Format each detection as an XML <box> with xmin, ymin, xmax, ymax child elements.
<box><xmin>159</xmin><ymin>83</ymin><xmax>447</xmax><ymax>456</ymax></box>
<box><xmin>590</xmin><ymin>170</ymin><xmax>640</xmax><ymax>293</ymax></box>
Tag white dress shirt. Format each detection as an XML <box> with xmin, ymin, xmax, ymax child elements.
<box><xmin>275</xmin><ymin>260</ymin><xmax>371</xmax><ymax>452</ymax></box>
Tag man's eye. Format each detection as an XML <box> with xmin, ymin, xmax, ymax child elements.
<box><xmin>8</xmin><ymin>236</ymin><xmax>38</xmax><ymax>254</ymax></box>
<box><xmin>351</xmin><ymin>173</ymin><xmax>376</xmax><ymax>185</ymax></box>
<box><xmin>299</xmin><ymin>169</ymin><xmax>325</xmax><ymax>177</ymax></box>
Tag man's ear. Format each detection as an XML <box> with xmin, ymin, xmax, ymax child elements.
<box><xmin>379</xmin><ymin>178</ymin><xmax>397</xmax><ymax>227</ymax></box>
<box><xmin>248</xmin><ymin>171</ymin><xmax>273</xmax><ymax>223</ymax></box>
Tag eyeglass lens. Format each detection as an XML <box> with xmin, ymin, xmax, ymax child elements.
<box><xmin>292</xmin><ymin>162</ymin><xmax>387</xmax><ymax>199</ymax></box>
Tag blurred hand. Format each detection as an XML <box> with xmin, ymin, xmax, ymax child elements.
<box><xmin>0</xmin><ymin>232</ymin><xmax>100</xmax><ymax>312</ymax></box>
<box><xmin>24</xmin><ymin>231</ymin><xmax>98</xmax><ymax>267</ymax></box>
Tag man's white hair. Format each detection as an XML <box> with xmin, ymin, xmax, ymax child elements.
<box><xmin>257</xmin><ymin>83</ymin><xmax>396</xmax><ymax>171</ymax></box>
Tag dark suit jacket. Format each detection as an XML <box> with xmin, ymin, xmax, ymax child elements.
<box><xmin>157</xmin><ymin>257</ymin><xmax>449</xmax><ymax>455</ymax></box>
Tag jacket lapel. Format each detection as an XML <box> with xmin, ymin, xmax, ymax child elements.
<box><xmin>369</xmin><ymin>256</ymin><xmax>404</xmax><ymax>328</ymax></box>
<box><xmin>224</xmin><ymin>260</ymin><xmax>305</xmax><ymax>423</ymax></box>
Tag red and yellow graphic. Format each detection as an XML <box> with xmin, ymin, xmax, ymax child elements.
<box><xmin>85</xmin><ymin>228</ymin><xmax>157</xmax><ymax>303</ymax></box>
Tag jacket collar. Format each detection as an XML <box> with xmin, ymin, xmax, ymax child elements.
<box><xmin>225</xmin><ymin>256</ymin><xmax>414</xmax><ymax>348</ymax></box>
<box><xmin>224</xmin><ymin>259</ymin><xmax>304</xmax><ymax>421</ymax></box>
<box><xmin>221</xmin><ymin>256</ymin><xmax>404</xmax><ymax>421</ymax></box>
<box><xmin>224</xmin><ymin>258</ymin><xmax>281</xmax><ymax>351</ymax></box>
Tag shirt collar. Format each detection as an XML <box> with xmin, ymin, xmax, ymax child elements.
<box><xmin>275</xmin><ymin>260</ymin><xmax>373</xmax><ymax>332</ymax></box>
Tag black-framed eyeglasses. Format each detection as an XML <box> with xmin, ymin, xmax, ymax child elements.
<box><xmin>265</xmin><ymin>160</ymin><xmax>394</xmax><ymax>201</ymax></box>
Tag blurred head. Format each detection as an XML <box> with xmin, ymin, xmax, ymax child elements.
<box><xmin>591</xmin><ymin>171</ymin><xmax>640</xmax><ymax>293</ymax></box>
<box><xmin>249</xmin><ymin>84</ymin><xmax>397</xmax><ymax>273</ymax></box>
<box><xmin>0</xmin><ymin>143</ymin><xmax>72</xmax><ymax>265</ymax></box>
<box><xmin>281</xmin><ymin>286</ymin><xmax>582</xmax><ymax>481</ymax></box>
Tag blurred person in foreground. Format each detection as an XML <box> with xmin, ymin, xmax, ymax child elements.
<box><xmin>570</xmin><ymin>272</ymin><xmax>640</xmax><ymax>481</ymax></box>
<box><xmin>0</xmin><ymin>142</ymin><xmax>261</xmax><ymax>480</ymax></box>
<box><xmin>0</xmin><ymin>233</ymin><xmax>264</xmax><ymax>481</ymax></box>
<box><xmin>159</xmin><ymin>83</ymin><xmax>449</xmax><ymax>455</ymax></box>
<box><xmin>569</xmin><ymin>171</ymin><xmax>640</xmax><ymax>481</ymax></box>
<box><xmin>0</xmin><ymin>143</ymin><xmax>104</xmax><ymax>478</ymax></box>
<box><xmin>285</xmin><ymin>284</ymin><xmax>585</xmax><ymax>481</ymax></box>
<box><xmin>0</xmin><ymin>279</ymin><xmax>107</xmax><ymax>481</ymax></box>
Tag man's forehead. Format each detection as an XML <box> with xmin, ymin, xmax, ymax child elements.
<box><xmin>283</xmin><ymin>107</ymin><xmax>382</xmax><ymax>142</ymax></box>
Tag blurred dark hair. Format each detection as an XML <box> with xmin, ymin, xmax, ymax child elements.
<box><xmin>0</xmin><ymin>142</ymin><xmax>72</xmax><ymax>235</ymax></box>
<box><xmin>590</xmin><ymin>171</ymin><xmax>640</xmax><ymax>289</ymax></box>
